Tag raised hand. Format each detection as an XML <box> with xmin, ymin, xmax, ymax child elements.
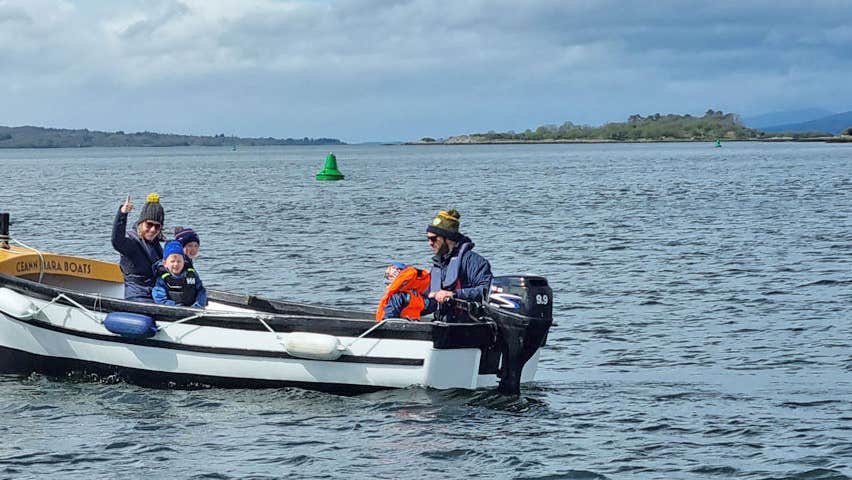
<box><xmin>120</xmin><ymin>194</ymin><xmax>134</xmax><ymax>214</ymax></box>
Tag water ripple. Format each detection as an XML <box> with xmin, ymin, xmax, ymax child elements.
<box><xmin>2</xmin><ymin>144</ymin><xmax>852</xmax><ymax>479</ymax></box>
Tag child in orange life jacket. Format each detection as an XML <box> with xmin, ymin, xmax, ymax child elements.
<box><xmin>152</xmin><ymin>241</ymin><xmax>208</xmax><ymax>308</ymax></box>
<box><xmin>375</xmin><ymin>262</ymin><xmax>432</xmax><ymax>321</ymax></box>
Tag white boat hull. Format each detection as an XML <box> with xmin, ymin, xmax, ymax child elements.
<box><xmin>0</xmin><ymin>290</ymin><xmax>540</xmax><ymax>393</ymax></box>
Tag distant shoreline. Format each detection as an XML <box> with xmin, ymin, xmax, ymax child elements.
<box><xmin>406</xmin><ymin>136</ymin><xmax>852</xmax><ymax>145</ymax></box>
<box><xmin>0</xmin><ymin>125</ymin><xmax>343</xmax><ymax>149</ymax></box>
<box><xmin>409</xmin><ymin>110</ymin><xmax>851</xmax><ymax>146</ymax></box>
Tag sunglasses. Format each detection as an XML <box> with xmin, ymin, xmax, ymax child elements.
<box><xmin>143</xmin><ymin>221</ymin><xmax>162</xmax><ymax>231</ymax></box>
<box><xmin>426</xmin><ymin>235</ymin><xmax>440</xmax><ymax>243</ymax></box>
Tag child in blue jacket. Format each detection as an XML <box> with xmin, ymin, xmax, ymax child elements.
<box><xmin>152</xmin><ymin>241</ymin><xmax>208</xmax><ymax>308</ymax></box>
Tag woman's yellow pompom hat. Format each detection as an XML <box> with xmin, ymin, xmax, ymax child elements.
<box><xmin>137</xmin><ymin>192</ymin><xmax>164</xmax><ymax>225</ymax></box>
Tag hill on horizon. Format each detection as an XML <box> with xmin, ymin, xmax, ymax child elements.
<box><xmin>742</xmin><ymin>108</ymin><xmax>835</xmax><ymax>129</ymax></box>
<box><xmin>760</xmin><ymin>111</ymin><xmax>852</xmax><ymax>134</ymax></box>
<box><xmin>0</xmin><ymin>125</ymin><xmax>344</xmax><ymax>148</ymax></box>
<box><xmin>444</xmin><ymin>110</ymin><xmax>761</xmax><ymax>143</ymax></box>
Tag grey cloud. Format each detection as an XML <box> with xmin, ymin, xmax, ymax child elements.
<box><xmin>118</xmin><ymin>1</ymin><xmax>190</xmax><ymax>41</ymax></box>
<box><xmin>0</xmin><ymin>3</ymin><xmax>32</xmax><ymax>24</ymax></box>
<box><xmin>1</xmin><ymin>0</ymin><xmax>850</xmax><ymax>141</ymax></box>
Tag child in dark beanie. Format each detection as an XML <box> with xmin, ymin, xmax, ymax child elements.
<box><xmin>173</xmin><ymin>226</ymin><xmax>200</xmax><ymax>265</ymax></box>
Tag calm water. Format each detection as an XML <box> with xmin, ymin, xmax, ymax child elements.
<box><xmin>1</xmin><ymin>143</ymin><xmax>851</xmax><ymax>479</ymax></box>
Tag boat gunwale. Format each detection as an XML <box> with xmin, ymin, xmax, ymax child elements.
<box><xmin>0</xmin><ymin>274</ymin><xmax>498</xmax><ymax>348</ymax></box>
<box><xmin>206</xmin><ymin>287</ymin><xmax>374</xmax><ymax>319</ymax></box>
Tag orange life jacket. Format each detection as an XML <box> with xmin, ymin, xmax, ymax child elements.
<box><xmin>375</xmin><ymin>266</ymin><xmax>431</xmax><ymax>321</ymax></box>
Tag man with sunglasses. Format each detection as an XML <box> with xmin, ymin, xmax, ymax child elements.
<box><xmin>111</xmin><ymin>193</ymin><xmax>165</xmax><ymax>302</ymax></box>
<box><xmin>424</xmin><ymin>209</ymin><xmax>492</xmax><ymax>322</ymax></box>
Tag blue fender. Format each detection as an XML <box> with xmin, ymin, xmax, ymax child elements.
<box><xmin>104</xmin><ymin>312</ymin><xmax>157</xmax><ymax>338</ymax></box>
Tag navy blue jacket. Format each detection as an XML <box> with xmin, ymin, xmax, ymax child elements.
<box><xmin>111</xmin><ymin>208</ymin><xmax>162</xmax><ymax>302</ymax></box>
<box><xmin>425</xmin><ymin>236</ymin><xmax>493</xmax><ymax>322</ymax></box>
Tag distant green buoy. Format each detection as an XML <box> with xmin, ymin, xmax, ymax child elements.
<box><xmin>714</xmin><ymin>139</ymin><xmax>722</xmax><ymax>148</ymax></box>
<box><xmin>316</xmin><ymin>152</ymin><xmax>345</xmax><ymax>181</ymax></box>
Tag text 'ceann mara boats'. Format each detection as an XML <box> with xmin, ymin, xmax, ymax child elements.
<box><xmin>0</xmin><ymin>213</ymin><xmax>553</xmax><ymax>395</ymax></box>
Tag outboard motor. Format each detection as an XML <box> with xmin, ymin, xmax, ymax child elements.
<box><xmin>485</xmin><ymin>275</ymin><xmax>553</xmax><ymax>395</ymax></box>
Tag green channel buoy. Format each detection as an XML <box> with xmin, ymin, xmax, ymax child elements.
<box><xmin>714</xmin><ymin>139</ymin><xmax>722</xmax><ymax>148</ymax></box>
<box><xmin>316</xmin><ymin>152</ymin><xmax>345</xmax><ymax>181</ymax></box>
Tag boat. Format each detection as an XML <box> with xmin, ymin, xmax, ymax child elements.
<box><xmin>0</xmin><ymin>213</ymin><xmax>553</xmax><ymax>395</ymax></box>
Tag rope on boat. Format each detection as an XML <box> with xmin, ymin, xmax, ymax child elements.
<box><xmin>250</xmin><ymin>315</ymin><xmax>389</xmax><ymax>353</ymax></box>
<box><xmin>10</xmin><ymin>237</ymin><xmax>47</xmax><ymax>284</ymax></box>
<box><xmin>156</xmin><ymin>310</ymin><xmax>274</xmax><ymax>332</ymax></box>
<box><xmin>34</xmin><ymin>293</ymin><xmax>102</xmax><ymax>324</ymax></box>
<box><xmin>29</xmin><ymin>285</ymin><xmax>392</xmax><ymax>354</ymax></box>
<box><xmin>253</xmin><ymin>314</ymin><xmax>289</xmax><ymax>349</ymax></box>
<box><xmin>155</xmin><ymin>312</ymin><xmax>207</xmax><ymax>332</ymax></box>
<box><xmin>343</xmin><ymin>319</ymin><xmax>388</xmax><ymax>349</ymax></box>
<box><xmin>260</xmin><ymin>317</ymin><xmax>393</xmax><ymax>354</ymax></box>
<box><xmin>255</xmin><ymin>314</ymin><xmax>276</xmax><ymax>335</ymax></box>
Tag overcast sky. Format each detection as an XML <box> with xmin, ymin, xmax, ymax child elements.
<box><xmin>1</xmin><ymin>0</ymin><xmax>851</xmax><ymax>142</ymax></box>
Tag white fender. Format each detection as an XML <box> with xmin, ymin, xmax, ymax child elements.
<box><xmin>0</xmin><ymin>287</ymin><xmax>37</xmax><ymax>319</ymax></box>
<box><xmin>283</xmin><ymin>332</ymin><xmax>343</xmax><ymax>361</ymax></box>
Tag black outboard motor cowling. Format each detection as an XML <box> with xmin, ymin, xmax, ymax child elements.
<box><xmin>485</xmin><ymin>275</ymin><xmax>553</xmax><ymax>395</ymax></box>
<box><xmin>489</xmin><ymin>275</ymin><xmax>553</xmax><ymax>321</ymax></box>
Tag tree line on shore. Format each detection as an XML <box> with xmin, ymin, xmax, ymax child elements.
<box><xmin>0</xmin><ymin>126</ymin><xmax>343</xmax><ymax>148</ymax></box>
<box><xmin>421</xmin><ymin>110</ymin><xmax>846</xmax><ymax>143</ymax></box>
